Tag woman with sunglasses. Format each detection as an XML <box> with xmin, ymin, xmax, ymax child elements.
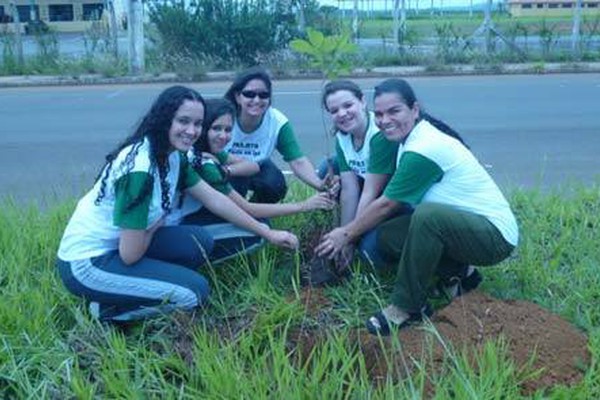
<box><xmin>224</xmin><ymin>66</ymin><xmax>332</xmax><ymax>204</ymax></box>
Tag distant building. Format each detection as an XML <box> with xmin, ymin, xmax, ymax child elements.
<box><xmin>0</xmin><ymin>0</ymin><xmax>127</xmax><ymax>32</ymax></box>
<box><xmin>507</xmin><ymin>0</ymin><xmax>600</xmax><ymax>17</ymax></box>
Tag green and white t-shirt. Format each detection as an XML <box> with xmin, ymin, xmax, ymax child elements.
<box><xmin>224</xmin><ymin>107</ymin><xmax>303</xmax><ymax>162</ymax></box>
<box><xmin>58</xmin><ymin>138</ymin><xmax>200</xmax><ymax>261</ymax></box>
<box><xmin>168</xmin><ymin>151</ymin><xmax>234</xmax><ymax>225</ymax></box>
<box><xmin>383</xmin><ymin>119</ymin><xmax>518</xmax><ymax>246</ymax></box>
<box><xmin>335</xmin><ymin>112</ymin><xmax>398</xmax><ymax>178</ymax></box>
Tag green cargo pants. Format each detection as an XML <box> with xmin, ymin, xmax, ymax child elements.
<box><xmin>376</xmin><ymin>202</ymin><xmax>515</xmax><ymax>312</ymax></box>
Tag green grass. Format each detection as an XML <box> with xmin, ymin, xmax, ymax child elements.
<box><xmin>356</xmin><ymin>14</ymin><xmax>595</xmax><ymax>38</ymax></box>
<box><xmin>1</xmin><ymin>182</ymin><xmax>599</xmax><ymax>398</ymax></box>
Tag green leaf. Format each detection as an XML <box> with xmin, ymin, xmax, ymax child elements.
<box><xmin>290</xmin><ymin>39</ymin><xmax>316</xmax><ymax>56</ymax></box>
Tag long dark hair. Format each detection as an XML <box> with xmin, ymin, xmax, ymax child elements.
<box><xmin>194</xmin><ymin>98</ymin><xmax>236</xmax><ymax>155</ymax></box>
<box><xmin>373</xmin><ymin>78</ymin><xmax>468</xmax><ymax>147</ymax></box>
<box><xmin>190</xmin><ymin>98</ymin><xmax>236</xmax><ymax>184</ymax></box>
<box><xmin>94</xmin><ymin>85</ymin><xmax>205</xmax><ymax>213</ymax></box>
<box><xmin>224</xmin><ymin>66</ymin><xmax>272</xmax><ymax>113</ymax></box>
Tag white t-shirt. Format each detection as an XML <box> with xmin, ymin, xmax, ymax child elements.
<box><xmin>335</xmin><ymin>112</ymin><xmax>380</xmax><ymax>178</ymax></box>
<box><xmin>224</xmin><ymin>107</ymin><xmax>288</xmax><ymax>162</ymax></box>
<box><xmin>58</xmin><ymin>139</ymin><xmax>188</xmax><ymax>261</ymax></box>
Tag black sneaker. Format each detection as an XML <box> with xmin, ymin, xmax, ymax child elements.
<box><xmin>433</xmin><ymin>268</ymin><xmax>483</xmax><ymax>301</ymax></box>
<box><xmin>447</xmin><ymin>268</ymin><xmax>483</xmax><ymax>298</ymax></box>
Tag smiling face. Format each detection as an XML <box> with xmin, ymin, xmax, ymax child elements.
<box><xmin>168</xmin><ymin>100</ymin><xmax>204</xmax><ymax>152</ymax></box>
<box><xmin>374</xmin><ymin>92</ymin><xmax>420</xmax><ymax>142</ymax></box>
<box><xmin>235</xmin><ymin>78</ymin><xmax>271</xmax><ymax>120</ymax></box>
<box><xmin>325</xmin><ymin>89</ymin><xmax>367</xmax><ymax>135</ymax></box>
<box><xmin>207</xmin><ymin>113</ymin><xmax>234</xmax><ymax>153</ymax></box>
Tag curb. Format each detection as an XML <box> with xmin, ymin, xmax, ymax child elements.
<box><xmin>1</xmin><ymin>62</ymin><xmax>600</xmax><ymax>88</ymax></box>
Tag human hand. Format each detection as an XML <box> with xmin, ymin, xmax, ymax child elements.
<box><xmin>201</xmin><ymin>152</ymin><xmax>219</xmax><ymax>163</ymax></box>
<box><xmin>335</xmin><ymin>243</ymin><xmax>355</xmax><ymax>273</ymax></box>
<box><xmin>315</xmin><ymin>227</ymin><xmax>351</xmax><ymax>259</ymax></box>
<box><xmin>321</xmin><ymin>172</ymin><xmax>340</xmax><ymax>200</ymax></box>
<box><xmin>302</xmin><ymin>192</ymin><xmax>336</xmax><ymax>212</ymax></box>
<box><xmin>266</xmin><ymin>229</ymin><xmax>299</xmax><ymax>250</ymax></box>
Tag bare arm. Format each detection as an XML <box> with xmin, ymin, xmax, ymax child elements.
<box><xmin>288</xmin><ymin>156</ymin><xmax>324</xmax><ymax>191</ymax></box>
<box><xmin>316</xmin><ymin>195</ymin><xmax>401</xmax><ymax>259</ymax></box>
<box><xmin>228</xmin><ymin>190</ymin><xmax>334</xmax><ymax>219</ymax></box>
<box><xmin>118</xmin><ymin>215</ymin><xmax>166</xmax><ymax>265</ymax></box>
<box><xmin>339</xmin><ymin>172</ymin><xmax>361</xmax><ymax>226</ymax></box>
<box><xmin>355</xmin><ymin>173</ymin><xmax>392</xmax><ymax>218</ymax></box>
<box><xmin>226</xmin><ymin>154</ymin><xmax>260</xmax><ymax>177</ymax></box>
<box><xmin>187</xmin><ymin>180</ymin><xmax>298</xmax><ymax>249</ymax></box>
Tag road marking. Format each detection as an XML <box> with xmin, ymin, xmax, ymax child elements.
<box><xmin>106</xmin><ymin>90</ymin><xmax>123</xmax><ymax>99</ymax></box>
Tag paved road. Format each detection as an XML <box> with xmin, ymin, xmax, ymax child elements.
<box><xmin>1</xmin><ymin>74</ymin><xmax>599</xmax><ymax>205</ymax></box>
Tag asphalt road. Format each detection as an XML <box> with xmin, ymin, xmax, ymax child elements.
<box><xmin>1</xmin><ymin>73</ymin><xmax>599</xmax><ymax>205</ymax></box>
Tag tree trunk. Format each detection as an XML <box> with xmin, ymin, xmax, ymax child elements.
<box><xmin>128</xmin><ymin>0</ymin><xmax>144</xmax><ymax>75</ymax></box>
<box><xmin>352</xmin><ymin>0</ymin><xmax>359</xmax><ymax>41</ymax></box>
<box><xmin>107</xmin><ymin>0</ymin><xmax>119</xmax><ymax>60</ymax></box>
<box><xmin>571</xmin><ymin>0</ymin><xmax>583</xmax><ymax>60</ymax></box>
<box><xmin>392</xmin><ymin>0</ymin><xmax>400</xmax><ymax>46</ymax></box>
<box><xmin>9</xmin><ymin>1</ymin><xmax>24</xmax><ymax>68</ymax></box>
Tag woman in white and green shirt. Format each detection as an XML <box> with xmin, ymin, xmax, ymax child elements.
<box><xmin>316</xmin><ymin>79</ymin><xmax>518</xmax><ymax>336</ymax></box>
<box><xmin>224</xmin><ymin>66</ymin><xmax>331</xmax><ymax>203</ymax></box>
<box><xmin>56</xmin><ymin>86</ymin><xmax>298</xmax><ymax>323</ymax></box>
<box><xmin>320</xmin><ymin>80</ymin><xmax>400</xmax><ymax>271</ymax></box>
<box><xmin>169</xmin><ymin>98</ymin><xmax>335</xmax><ymax>261</ymax></box>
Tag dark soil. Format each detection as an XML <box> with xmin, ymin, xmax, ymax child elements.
<box><xmin>286</xmin><ymin>289</ymin><xmax>590</xmax><ymax>396</ymax></box>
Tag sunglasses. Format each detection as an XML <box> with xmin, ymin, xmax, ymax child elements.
<box><xmin>240</xmin><ymin>90</ymin><xmax>270</xmax><ymax>100</ymax></box>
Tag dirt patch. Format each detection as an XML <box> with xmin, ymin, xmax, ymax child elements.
<box><xmin>287</xmin><ymin>290</ymin><xmax>590</xmax><ymax>395</ymax></box>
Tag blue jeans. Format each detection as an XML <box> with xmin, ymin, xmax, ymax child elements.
<box><xmin>316</xmin><ymin>155</ymin><xmax>340</xmax><ymax>179</ymax></box>
<box><xmin>57</xmin><ymin>224</ymin><xmax>214</xmax><ymax>322</ymax></box>
<box><xmin>229</xmin><ymin>158</ymin><xmax>287</xmax><ymax>203</ymax></box>
<box><xmin>182</xmin><ymin>208</ymin><xmax>265</xmax><ymax>265</ymax></box>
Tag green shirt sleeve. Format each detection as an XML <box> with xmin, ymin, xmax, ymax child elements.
<box><xmin>335</xmin><ymin>139</ymin><xmax>351</xmax><ymax>173</ymax></box>
<box><xmin>276</xmin><ymin>122</ymin><xmax>304</xmax><ymax>162</ymax></box>
<box><xmin>113</xmin><ymin>172</ymin><xmax>153</xmax><ymax>229</ymax></box>
<box><xmin>368</xmin><ymin>132</ymin><xmax>398</xmax><ymax>174</ymax></box>
<box><xmin>383</xmin><ymin>151</ymin><xmax>443</xmax><ymax>206</ymax></box>
<box><xmin>216</xmin><ymin>151</ymin><xmax>229</xmax><ymax>164</ymax></box>
<box><xmin>198</xmin><ymin>162</ymin><xmax>233</xmax><ymax>195</ymax></box>
<box><xmin>178</xmin><ymin>152</ymin><xmax>201</xmax><ymax>190</ymax></box>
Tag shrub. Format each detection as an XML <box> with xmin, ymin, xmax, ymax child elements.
<box><xmin>148</xmin><ymin>0</ymin><xmax>297</xmax><ymax>68</ymax></box>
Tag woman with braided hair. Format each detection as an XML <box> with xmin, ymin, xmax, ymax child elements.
<box><xmin>56</xmin><ymin>86</ymin><xmax>298</xmax><ymax>323</ymax></box>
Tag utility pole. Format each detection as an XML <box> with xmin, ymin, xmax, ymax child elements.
<box><xmin>9</xmin><ymin>1</ymin><xmax>24</xmax><ymax>68</ymax></box>
<box><xmin>128</xmin><ymin>0</ymin><xmax>144</xmax><ymax>75</ymax></box>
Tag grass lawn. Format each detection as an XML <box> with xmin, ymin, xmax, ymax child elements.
<box><xmin>1</xmin><ymin>182</ymin><xmax>599</xmax><ymax>398</ymax></box>
<box><xmin>354</xmin><ymin>14</ymin><xmax>600</xmax><ymax>38</ymax></box>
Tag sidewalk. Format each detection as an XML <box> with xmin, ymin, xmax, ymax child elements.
<box><xmin>1</xmin><ymin>62</ymin><xmax>600</xmax><ymax>88</ymax></box>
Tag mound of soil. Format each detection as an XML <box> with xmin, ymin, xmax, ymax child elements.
<box><xmin>289</xmin><ymin>289</ymin><xmax>590</xmax><ymax>395</ymax></box>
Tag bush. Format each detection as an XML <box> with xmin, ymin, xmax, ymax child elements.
<box><xmin>148</xmin><ymin>0</ymin><xmax>297</xmax><ymax>68</ymax></box>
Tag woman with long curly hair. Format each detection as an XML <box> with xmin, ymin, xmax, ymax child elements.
<box><xmin>56</xmin><ymin>86</ymin><xmax>298</xmax><ymax>323</ymax></box>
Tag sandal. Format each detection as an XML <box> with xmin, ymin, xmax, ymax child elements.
<box><xmin>366</xmin><ymin>304</ymin><xmax>433</xmax><ymax>336</ymax></box>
